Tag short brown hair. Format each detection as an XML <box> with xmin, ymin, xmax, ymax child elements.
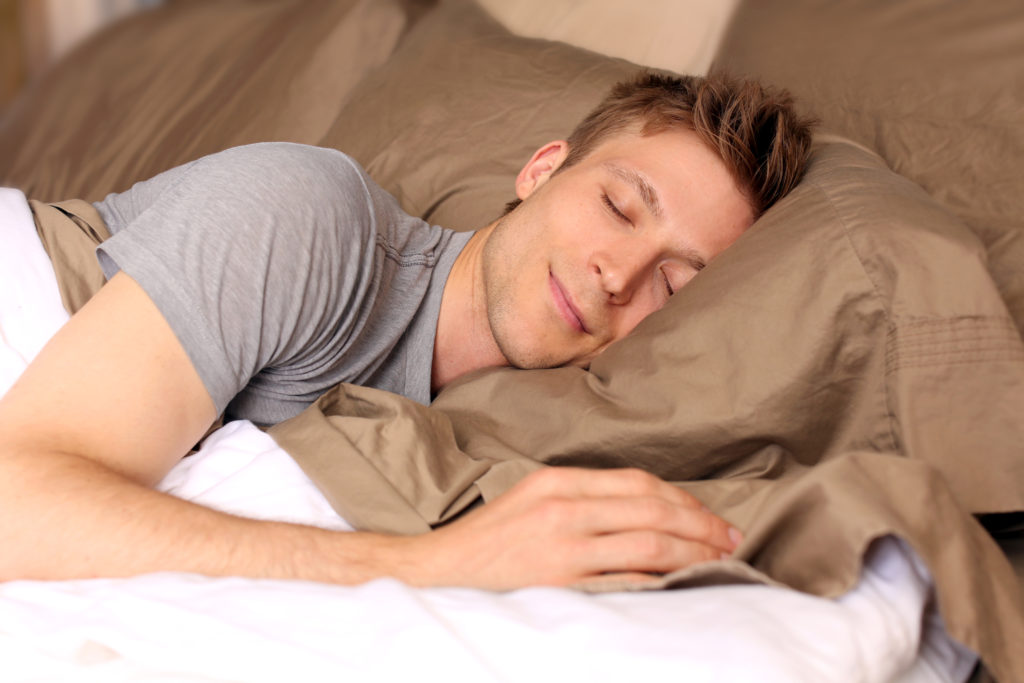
<box><xmin>506</xmin><ymin>72</ymin><xmax>815</xmax><ymax>217</ymax></box>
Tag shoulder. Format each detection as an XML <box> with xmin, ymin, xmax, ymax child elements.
<box><xmin>194</xmin><ymin>142</ymin><xmax>371</xmax><ymax>201</ymax></box>
<box><xmin>183</xmin><ymin>143</ymin><xmax>384</xmax><ymax>243</ymax></box>
<box><xmin>150</xmin><ymin>143</ymin><xmax>430</xmax><ymax>259</ymax></box>
<box><xmin>206</xmin><ymin>141</ymin><xmax>359</xmax><ymax>173</ymax></box>
<box><xmin>213</xmin><ymin>144</ymin><xmax>438</xmax><ymax>250</ymax></box>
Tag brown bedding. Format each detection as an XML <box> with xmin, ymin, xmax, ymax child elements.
<box><xmin>0</xmin><ymin>0</ymin><xmax>415</xmax><ymax>202</ymax></box>
<box><xmin>271</xmin><ymin>135</ymin><xmax>1024</xmax><ymax>679</ymax></box>
<box><xmin>712</xmin><ymin>0</ymin><xmax>1024</xmax><ymax>339</ymax></box>
<box><xmin>2</xmin><ymin>0</ymin><xmax>1022</xmax><ymax>679</ymax></box>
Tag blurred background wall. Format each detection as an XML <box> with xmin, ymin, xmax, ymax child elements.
<box><xmin>1</xmin><ymin>0</ymin><xmax>162</xmax><ymax>113</ymax></box>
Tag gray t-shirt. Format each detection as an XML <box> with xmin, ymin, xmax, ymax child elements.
<box><xmin>94</xmin><ymin>142</ymin><xmax>472</xmax><ymax>426</ymax></box>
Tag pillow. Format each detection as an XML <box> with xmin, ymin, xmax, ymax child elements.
<box><xmin>272</xmin><ymin>137</ymin><xmax>1024</xmax><ymax>681</ymax></box>
<box><xmin>0</xmin><ymin>0</ymin><xmax>413</xmax><ymax>201</ymax></box>
<box><xmin>712</xmin><ymin>0</ymin><xmax>1024</xmax><ymax>335</ymax></box>
<box><xmin>319</xmin><ymin>0</ymin><xmax>645</xmax><ymax>232</ymax></box>
<box><xmin>315</xmin><ymin>0</ymin><xmax>1024</xmax><ymax>517</ymax></box>
<box><xmin>473</xmin><ymin>0</ymin><xmax>740</xmax><ymax>76</ymax></box>
<box><xmin>434</xmin><ymin>138</ymin><xmax>1024</xmax><ymax>514</ymax></box>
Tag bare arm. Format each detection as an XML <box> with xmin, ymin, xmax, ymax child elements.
<box><xmin>0</xmin><ymin>273</ymin><xmax>738</xmax><ymax>587</ymax></box>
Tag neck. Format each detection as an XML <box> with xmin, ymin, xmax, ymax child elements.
<box><xmin>431</xmin><ymin>223</ymin><xmax>508</xmax><ymax>393</ymax></box>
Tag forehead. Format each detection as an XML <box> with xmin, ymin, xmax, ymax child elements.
<box><xmin>583</xmin><ymin>128</ymin><xmax>728</xmax><ymax>182</ymax></box>
<box><xmin>581</xmin><ymin>129</ymin><xmax>754</xmax><ymax>233</ymax></box>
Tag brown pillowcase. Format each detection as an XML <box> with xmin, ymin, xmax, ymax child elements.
<box><xmin>273</xmin><ymin>136</ymin><xmax>1024</xmax><ymax>681</ymax></box>
<box><xmin>712</xmin><ymin>0</ymin><xmax>1024</xmax><ymax>335</ymax></box>
<box><xmin>0</xmin><ymin>0</ymin><xmax>413</xmax><ymax>202</ymax></box>
<box><xmin>308</xmin><ymin>0</ymin><xmax>1024</xmax><ymax>519</ymax></box>
<box><xmin>318</xmin><ymin>0</ymin><xmax>644</xmax><ymax>232</ymax></box>
<box><xmin>434</xmin><ymin>138</ymin><xmax>1024</xmax><ymax>516</ymax></box>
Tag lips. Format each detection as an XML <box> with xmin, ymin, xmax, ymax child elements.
<box><xmin>549</xmin><ymin>271</ymin><xmax>588</xmax><ymax>334</ymax></box>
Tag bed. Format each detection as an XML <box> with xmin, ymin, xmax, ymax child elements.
<box><xmin>1</xmin><ymin>0</ymin><xmax>1022</xmax><ymax>680</ymax></box>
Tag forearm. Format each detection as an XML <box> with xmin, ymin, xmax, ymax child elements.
<box><xmin>0</xmin><ymin>447</ymin><xmax>743</xmax><ymax>590</ymax></box>
<box><xmin>0</xmin><ymin>448</ymin><xmax>415</xmax><ymax>584</ymax></box>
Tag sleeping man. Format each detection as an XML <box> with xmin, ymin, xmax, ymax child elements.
<box><xmin>0</xmin><ymin>73</ymin><xmax>813</xmax><ymax>589</ymax></box>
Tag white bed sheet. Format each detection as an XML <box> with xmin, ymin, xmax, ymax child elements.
<box><xmin>0</xmin><ymin>187</ymin><xmax>977</xmax><ymax>682</ymax></box>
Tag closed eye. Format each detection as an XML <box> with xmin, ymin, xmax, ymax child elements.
<box><xmin>601</xmin><ymin>193</ymin><xmax>629</xmax><ymax>223</ymax></box>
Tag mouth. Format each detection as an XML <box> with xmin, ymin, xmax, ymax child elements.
<box><xmin>549</xmin><ymin>271</ymin><xmax>589</xmax><ymax>334</ymax></box>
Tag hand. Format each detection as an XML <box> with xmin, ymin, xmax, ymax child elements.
<box><xmin>402</xmin><ymin>466</ymin><xmax>742</xmax><ymax>591</ymax></box>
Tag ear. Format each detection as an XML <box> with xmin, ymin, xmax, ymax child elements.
<box><xmin>514</xmin><ymin>140</ymin><xmax>570</xmax><ymax>200</ymax></box>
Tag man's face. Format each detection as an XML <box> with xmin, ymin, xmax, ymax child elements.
<box><xmin>481</xmin><ymin>128</ymin><xmax>754</xmax><ymax>369</ymax></box>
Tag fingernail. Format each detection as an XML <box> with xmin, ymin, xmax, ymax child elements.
<box><xmin>728</xmin><ymin>527</ymin><xmax>743</xmax><ymax>546</ymax></box>
<box><xmin>719</xmin><ymin>551</ymin><xmax>731</xmax><ymax>560</ymax></box>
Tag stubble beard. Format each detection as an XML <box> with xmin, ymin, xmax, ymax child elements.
<box><xmin>481</xmin><ymin>214</ymin><xmax>562</xmax><ymax>370</ymax></box>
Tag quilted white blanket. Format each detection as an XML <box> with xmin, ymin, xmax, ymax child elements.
<box><xmin>0</xmin><ymin>188</ymin><xmax>977</xmax><ymax>682</ymax></box>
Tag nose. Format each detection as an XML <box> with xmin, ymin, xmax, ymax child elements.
<box><xmin>591</xmin><ymin>239</ymin><xmax>658</xmax><ymax>305</ymax></box>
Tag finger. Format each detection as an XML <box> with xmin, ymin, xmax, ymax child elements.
<box><xmin>554</xmin><ymin>496</ymin><xmax>740</xmax><ymax>553</ymax></box>
<box><xmin>581</xmin><ymin>530</ymin><xmax>727</xmax><ymax>575</ymax></box>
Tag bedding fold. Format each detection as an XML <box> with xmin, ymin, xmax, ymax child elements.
<box><xmin>4</xmin><ymin>0</ymin><xmax>1018</xmax><ymax>679</ymax></box>
<box><xmin>269</xmin><ymin>138</ymin><xmax>1024</xmax><ymax>682</ymax></box>
<box><xmin>0</xmin><ymin>186</ymin><xmax>979</xmax><ymax>682</ymax></box>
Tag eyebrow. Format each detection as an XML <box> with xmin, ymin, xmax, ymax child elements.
<box><xmin>604</xmin><ymin>163</ymin><xmax>663</xmax><ymax>219</ymax></box>
<box><xmin>604</xmin><ymin>162</ymin><xmax>706</xmax><ymax>271</ymax></box>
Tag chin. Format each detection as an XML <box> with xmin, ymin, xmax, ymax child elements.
<box><xmin>495</xmin><ymin>335</ymin><xmax>569</xmax><ymax>371</ymax></box>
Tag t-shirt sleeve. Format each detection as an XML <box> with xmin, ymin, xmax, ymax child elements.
<box><xmin>97</xmin><ymin>143</ymin><xmax>379</xmax><ymax>414</ymax></box>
